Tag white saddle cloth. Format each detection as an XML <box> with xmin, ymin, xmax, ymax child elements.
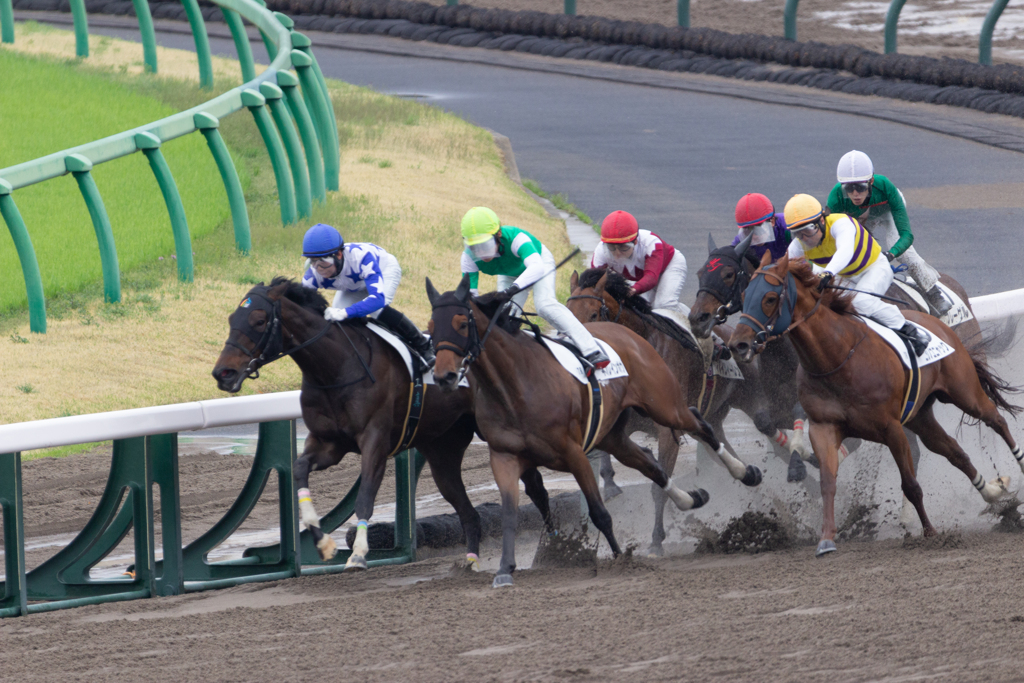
<box><xmin>861</xmin><ymin>317</ymin><xmax>955</xmax><ymax>369</ymax></box>
<box><xmin>892</xmin><ymin>278</ymin><xmax>974</xmax><ymax>327</ymax></box>
<box><xmin>366</xmin><ymin>321</ymin><xmax>468</xmax><ymax>387</ymax></box>
<box><xmin>540</xmin><ymin>337</ymin><xmax>628</xmax><ymax>385</ymax></box>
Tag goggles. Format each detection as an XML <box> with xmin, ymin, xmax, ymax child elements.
<box><xmin>310</xmin><ymin>257</ymin><xmax>336</xmax><ymax>268</ymax></box>
<box><xmin>789</xmin><ymin>222</ymin><xmax>819</xmax><ymax>237</ymax></box>
<box><xmin>468</xmin><ymin>238</ymin><xmax>498</xmax><ymax>260</ymax></box>
<box><xmin>842</xmin><ymin>182</ymin><xmax>870</xmax><ymax>195</ymax></box>
<box><xmin>606</xmin><ymin>241</ymin><xmax>635</xmax><ymax>253</ymax></box>
<box><xmin>742</xmin><ymin>220</ymin><xmax>774</xmax><ymax>246</ymax></box>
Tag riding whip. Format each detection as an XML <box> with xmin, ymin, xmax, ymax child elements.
<box><xmin>825</xmin><ymin>284</ymin><xmax>907</xmax><ymax>305</ymax></box>
<box><xmin>515</xmin><ymin>247</ymin><xmax>582</xmax><ymax>293</ymax></box>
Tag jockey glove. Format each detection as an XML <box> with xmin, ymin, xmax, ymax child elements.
<box><xmin>884</xmin><ymin>251</ymin><xmax>896</xmax><ymax>261</ymax></box>
<box><xmin>817</xmin><ymin>272</ymin><xmax>834</xmax><ymax>293</ymax></box>
<box><xmin>503</xmin><ymin>284</ymin><xmax>521</xmax><ymax>299</ymax></box>
<box><xmin>324</xmin><ymin>307</ymin><xmax>348</xmax><ymax>322</ymax></box>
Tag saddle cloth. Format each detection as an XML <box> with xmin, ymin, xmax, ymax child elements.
<box><xmin>540</xmin><ymin>337</ymin><xmax>628</xmax><ymax>385</ymax></box>
<box><xmin>892</xmin><ymin>277</ymin><xmax>974</xmax><ymax>327</ymax></box>
<box><xmin>861</xmin><ymin>317</ymin><xmax>955</xmax><ymax>369</ymax></box>
<box><xmin>366</xmin><ymin>320</ymin><xmax>468</xmax><ymax>387</ymax></box>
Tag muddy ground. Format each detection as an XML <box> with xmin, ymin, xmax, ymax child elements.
<box><xmin>5</xmin><ymin>445</ymin><xmax>1024</xmax><ymax>681</ymax></box>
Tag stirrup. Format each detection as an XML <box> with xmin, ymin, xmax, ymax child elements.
<box><xmin>584</xmin><ymin>349</ymin><xmax>611</xmax><ymax>370</ymax></box>
<box><xmin>926</xmin><ymin>286</ymin><xmax>952</xmax><ymax>316</ymax></box>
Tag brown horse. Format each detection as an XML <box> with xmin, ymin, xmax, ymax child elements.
<box><xmin>211</xmin><ymin>278</ymin><xmax>552</xmax><ymax>572</ymax></box>
<box><xmin>728</xmin><ymin>253</ymin><xmax>1022</xmax><ymax>556</ymax></box>
<box><xmin>427</xmin><ymin>275</ymin><xmax>761</xmax><ymax>587</ymax></box>
<box><xmin>567</xmin><ymin>267</ymin><xmax>789</xmax><ymax>555</ymax></box>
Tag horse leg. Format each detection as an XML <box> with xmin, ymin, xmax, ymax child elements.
<box><xmin>521</xmin><ymin>466</ymin><xmax>553</xmax><ymax>533</ymax></box>
<box><xmin>878</xmin><ymin>420</ymin><xmax>937</xmax><ymax>538</ymax></box>
<box><xmin>685</xmin><ymin>407</ymin><xmax>762</xmax><ymax>486</ymax></box>
<box><xmin>807</xmin><ymin>421</ymin><xmax>844</xmax><ymax>557</ymax></box>
<box><xmin>946</xmin><ymin>371</ymin><xmax>1022</xmax><ymax>474</ymax></box>
<box><xmin>906</xmin><ymin>405</ymin><xmax>1010</xmax><ymax>505</ymax></box>
<box><xmin>647</xmin><ymin>427</ymin><xmax>680</xmax><ymax>557</ymax></box>
<box><xmin>899</xmin><ymin>429</ymin><xmax>924</xmax><ymax>529</ymax></box>
<box><xmin>294</xmin><ymin>434</ymin><xmax>348</xmax><ymax>560</ymax></box>
<box><xmin>565</xmin><ymin>443</ymin><xmax>623</xmax><ymax>560</ymax></box>
<box><xmin>419</xmin><ymin>435</ymin><xmax>483</xmax><ymax>570</ymax></box>
<box><xmin>490</xmin><ymin>450</ymin><xmax>525</xmax><ymax>588</ymax></box>
<box><xmin>598</xmin><ymin>451</ymin><xmax>622</xmax><ymax>500</ymax></box>
<box><xmin>346</xmin><ymin>435</ymin><xmax>390</xmax><ymax>571</ymax></box>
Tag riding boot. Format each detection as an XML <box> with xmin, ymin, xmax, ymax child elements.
<box><xmin>584</xmin><ymin>348</ymin><xmax>611</xmax><ymax>370</ymax></box>
<box><xmin>377</xmin><ymin>306</ymin><xmax>436</xmax><ymax>368</ymax></box>
<box><xmin>898</xmin><ymin>322</ymin><xmax>931</xmax><ymax>357</ymax></box>
<box><xmin>925</xmin><ymin>284</ymin><xmax>952</xmax><ymax>316</ymax></box>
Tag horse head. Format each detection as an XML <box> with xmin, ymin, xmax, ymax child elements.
<box><xmin>729</xmin><ymin>250</ymin><xmax>803</xmax><ymax>363</ymax></box>
<box><xmin>566</xmin><ymin>269</ymin><xmax>619</xmax><ymax>324</ymax></box>
<box><xmin>426</xmin><ymin>275</ymin><xmax>478</xmax><ymax>392</ymax></box>
<box><xmin>689</xmin><ymin>232</ymin><xmax>754</xmax><ymax>339</ymax></box>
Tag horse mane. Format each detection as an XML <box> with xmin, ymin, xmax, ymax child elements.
<box><xmin>577</xmin><ymin>268</ymin><xmax>701</xmax><ymax>355</ymax></box>
<box><xmin>472</xmin><ymin>290</ymin><xmax>525</xmax><ymax>334</ymax></box>
<box><xmin>269</xmin><ymin>276</ymin><xmax>328</xmax><ymax>314</ymax></box>
<box><xmin>784</xmin><ymin>260</ymin><xmax>857</xmax><ymax>316</ymax></box>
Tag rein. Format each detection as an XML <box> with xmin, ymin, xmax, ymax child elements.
<box><xmin>431</xmin><ymin>299</ymin><xmax>509</xmax><ymax>385</ymax></box>
<box><xmin>825</xmin><ymin>283</ymin><xmax>906</xmax><ymax>305</ymax></box>
<box><xmin>565</xmin><ymin>293</ymin><xmax>622</xmax><ymax>323</ymax></box>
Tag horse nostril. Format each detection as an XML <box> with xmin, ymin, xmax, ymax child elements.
<box><xmin>697</xmin><ymin>312</ymin><xmax>709</xmax><ymax>322</ymax></box>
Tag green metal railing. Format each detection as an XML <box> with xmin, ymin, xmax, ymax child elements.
<box><xmin>980</xmin><ymin>0</ymin><xmax>1011</xmax><ymax>65</ymax></box>
<box><xmin>0</xmin><ymin>419</ymin><xmax>424</xmax><ymax>616</ymax></box>
<box><xmin>0</xmin><ymin>0</ymin><xmax>340</xmax><ymax>333</ymax></box>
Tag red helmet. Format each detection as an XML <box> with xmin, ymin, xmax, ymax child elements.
<box><xmin>600</xmin><ymin>210</ymin><xmax>639</xmax><ymax>243</ymax></box>
<box><xmin>735</xmin><ymin>193</ymin><xmax>775</xmax><ymax>228</ymax></box>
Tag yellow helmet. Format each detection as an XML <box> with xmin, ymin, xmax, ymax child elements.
<box><xmin>461</xmin><ymin>207</ymin><xmax>501</xmax><ymax>246</ymax></box>
<box><xmin>784</xmin><ymin>194</ymin><xmax>823</xmax><ymax>231</ymax></box>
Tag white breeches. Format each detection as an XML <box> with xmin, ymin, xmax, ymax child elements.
<box><xmin>331</xmin><ymin>253</ymin><xmax>402</xmax><ymax>319</ymax></box>
<box><xmin>497</xmin><ymin>247</ymin><xmax>601</xmax><ymax>355</ymax></box>
<box><xmin>843</xmin><ymin>257</ymin><xmax>906</xmax><ymax>329</ymax></box>
<box><xmin>641</xmin><ymin>249</ymin><xmax>690</xmax><ymax>317</ymax></box>
<box><xmin>862</xmin><ymin>203</ymin><xmax>940</xmax><ymax>292</ymax></box>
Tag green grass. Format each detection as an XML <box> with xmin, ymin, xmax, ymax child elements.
<box><xmin>523</xmin><ymin>179</ymin><xmax>597</xmax><ymax>228</ymax></box>
<box><xmin>0</xmin><ymin>49</ymin><xmax>227</xmax><ymax>315</ymax></box>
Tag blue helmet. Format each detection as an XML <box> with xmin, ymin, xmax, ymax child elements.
<box><xmin>302</xmin><ymin>223</ymin><xmax>344</xmax><ymax>258</ymax></box>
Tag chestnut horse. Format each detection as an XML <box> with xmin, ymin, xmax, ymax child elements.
<box><xmin>427</xmin><ymin>276</ymin><xmax>761</xmax><ymax>587</ymax></box>
<box><xmin>211</xmin><ymin>278</ymin><xmax>552</xmax><ymax>572</ymax></box>
<box><xmin>567</xmin><ymin>268</ymin><xmax>784</xmax><ymax>555</ymax></box>
<box><xmin>728</xmin><ymin>253</ymin><xmax>1022</xmax><ymax>556</ymax></box>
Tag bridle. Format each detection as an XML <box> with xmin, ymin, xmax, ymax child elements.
<box><xmin>565</xmin><ymin>292</ymin><xmax>622</xmax><ymax>323</ymax></box>
<box><xmin>430</xmin><ymin>298</ymin><xmax>509</xmax><ymax>385</ymax></box>
<box><xmin>737</xmin><ymin>265</ymin><xmax>822</xmax><ymax>353</ymax></box>
<box><xmin>697</xmin><ymin>251</ymin><xmax>754</xmax><ymax>325</ymax></box>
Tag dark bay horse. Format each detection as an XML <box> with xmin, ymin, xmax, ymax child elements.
<box><xmin>567</xmin><ymin>268</ymin><xmax>779</xmax><ymax>555</ymax></box>
<box><xmin>427</xmin><ymin>275</ymin><xmax>761</xmax><ymax>587</ymax></box>
<box><xmin>212</xmin><ymin>278</ymin><xmax>545</xmax><ymax>572</ymax></box>
<box><xmin>728</xmin><ymin>253</ymin><xmax>1022</xmax><ymax>556</ymax></box>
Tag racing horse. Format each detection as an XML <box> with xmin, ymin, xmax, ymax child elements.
<box><xmin>567</xmin><ymin>267</ymin><xmax>793</xmax><ymax>555</ymax></box>
<box><xmin>427</xmin><ymin>275</ymin><xmax>761</xmax><ymax>587</ymax></box>
<box><xmin>211</xmin><ymin>277</ymin><xmax>553</xmax><ymax>571</ymax></box>
<box><xmin>729</xmin><ymin>252</ymin><xmax>1022</xmax><ymax>556</ymax></box>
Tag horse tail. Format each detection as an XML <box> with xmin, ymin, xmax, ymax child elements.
<box><xmin>970</xmin><ymin>317</ymin><xmax>1018</xmax><ymax>360</ymax></box>
<box><xmin>968</xmin><ymin>345</ymin><xmax>1023</xmax><ymax>418</ymax></box>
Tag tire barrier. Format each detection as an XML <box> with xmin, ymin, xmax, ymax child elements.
<box><xmin>0</xmin><ymin>393</ymin><xmax>422</xmax><ymax>617</ymax></box>
<box><xmin>0</xmin><ymin>0</ymin><xmax>339</xmax><ymax>333</ymax></box>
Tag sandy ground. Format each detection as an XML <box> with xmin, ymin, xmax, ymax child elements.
<box><xmin>427</xmin><ymin>0</ymin><xmax>1024</xmax><ymax>66</ymax></box>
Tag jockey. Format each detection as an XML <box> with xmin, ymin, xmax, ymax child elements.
<box><xmin>301</xmin><ymin>223</ymin><xmax>435</xmax><ymax>367</ymax></box>
<box><xmin>827</xmin><ymin>151</ymin><xmax>951</xmax><ymax>315</ymax></box>
<box><xmin>732</xmin><ymin>193</ymin><xmax>791</xmax><ymax>262</ymax></box>
<box><xmin>784</xmin><ymin>194</ymin><xmax>932</xmax><ymax>356</ymax></box>
<box><xmin>460</xmin><ymin>206</ymin><xmax>611</xmax><ymax>369</ymax></box>
<box><xmin>591</xmin><ymin>210</ymin><xmax>690</xmax><ymax>319</ymax></box>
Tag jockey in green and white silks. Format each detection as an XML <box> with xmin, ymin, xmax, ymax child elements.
<box><xmin>827</xmin><ymin>150</ymin><xmax>951</xmax><ymax>315</ymax></box>
<box><xmin>460</xmin><ymin>207</ymin><xmax>611</xmax><ymax>369</ymax></box>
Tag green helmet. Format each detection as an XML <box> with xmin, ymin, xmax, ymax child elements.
<box><xmin>461</xmin><ymin>207</ymin><xmax>501</xmax><ymax>246</ymax></box>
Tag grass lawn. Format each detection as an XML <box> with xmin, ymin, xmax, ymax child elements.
<box><xmin>0</xmin><ymin>23</ymin><xmax>578</xmax><ymax>435</ymax></box>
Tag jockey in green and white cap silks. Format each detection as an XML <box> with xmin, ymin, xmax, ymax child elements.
<box><xmin>460</xmin><ymin>207</ymin><xmax>611</xmax><ymax>369</ymax></box>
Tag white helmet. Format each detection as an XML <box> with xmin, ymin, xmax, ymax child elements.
<box><xmin>836</xmin><ymin>150</ymin><xmax>873</xmax><ymax>184</ymax></box>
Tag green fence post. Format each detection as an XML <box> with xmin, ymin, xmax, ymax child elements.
<box><xmin>980</xmin><ymin>0</ymin><xmax>1010</xmax><ymax>65</ymax></box>
<box><xmin>242</xmin><ymin>89</ymin><xmax>297</xmax><ymax>225</ymax></box>
<box><xmin>253</xmin><ymin>0</ymin><xmax>278</xmax><ymax>60</ymax></box>
<box><xmin>278</xmin><ymin>70</ymin><xmax>325</xmax><ymax>204</ymax></box>
<box><xmin>1</xmin><ymin>0</ymin><xmax>14</xmax><ymax>44</ymax></box>
<box><xmin>446</xmin><ymin>0</ymin><xmax>456</xmax><ymax>5</ymax></box>
<box><xmin>131</xmin><ymin>0</ymin><xmax>158</xmax><ymax>72</ymax></box>
<box><xmin>564</xmin><ymin>0</ymin><xmax>576</xmax><ymax>15</ymax></box>
<box><xmin>69</xmin><ymin>0</ymin><xmax>89</xmax><ymax>57</ymax></box>
<box><xmin>0</xmin><ymin>453</ymin><xmax>27</xmax><ymax>618</ymax></box>
<box><xmin>677</xmin><ymin>0</ymin><xmax>689</xmax><ymax>28</ymax></box>
<box><xmin>135</xmin><ymin>132</ymin><xmax>194</xmax><ymax>282</ymax></box>
<box><xmin>291</xmin><ymin>42</ymin><xmax>339</xmax><ymax>192</ymax></box>
<box><xmin>195</xmin><ymin>112</ymin><xmax>251</xmax><ymax>254</ymax></box>
<box><xmin>0</xmin><ymin>180</ymin><xmax>46</xmax><ymax>333</ymax></box>
<box><xmin>784</xmin><ymin>0</ymin><xmax>799</xmax><ymax>41</ymax></box>
<box><xmin>884</xmin><ymin>0</ymin><xmax>907</xmax><ymax>54</ymax></box>
<box><xmin>180</xmin><ymin>0</ymin><xmax>214</xmax><ymax>89</ymax></box>
<box><xmin>223</xmin><ymin>8</ymin><xmax>256</xmax><ymax>82</ymax></box>
<box><xmin>65</xmin><ymin>154</ymin><xmax>121</xmax><ymax>304</ymax></box>
<box><xmin>148</xmin><ymin>433</ymin><xmax>183</xmax><ymax>597</ymax></box>
<box><xmin>260</xmin><ymin>81</ymin><xmax>311</xmax><ymax>219</ymax></box>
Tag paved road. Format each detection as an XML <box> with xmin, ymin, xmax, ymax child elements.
<box><xmin>70</xmin><ymin>19</ymin><xmax>1024</xmax><ymax>299</ymax></box>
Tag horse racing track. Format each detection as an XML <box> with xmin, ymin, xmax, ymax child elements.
<box><xmin>3</xmin><ymin>440</ymin><xmax>1024</xmax><ymax>681</ymax></box>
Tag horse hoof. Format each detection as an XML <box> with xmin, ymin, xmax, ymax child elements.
<box><xmin>345</xmin><ymin>555</ymin><xmax>368</xmax><ymax>571</ymax></box>
<box><xmin>787</xmin><ymin>453</ymin><xmax>807</xmax><ymax>483</ymax></box>
<box><xmin>689</xmin><ymin>488</ymin><xmax>710</xmax><ymax>509</ymax></box>
<box><xmin>646</xmin><ymin>544</ymin><xmax>665</xmax><ymax>558</ymax></box>
<box><xmin>317</xmin><ymin>535</ymin><xmax>337</xmax><ymax>561</ymax></box>
<box><xmin>815</xmin><ymin>540</ymin><xmax>837</xmax><ymax>557</ymax></box>
<box><xmin>741</xmin><ymin>465</ymin><xmax>763</xmax><ymax>487</ymax></box>
<box><xmin>807</xmin><ymin>454</ymin><xmax>821</xmax><ymax>470</ymax></box>
<box><xmin>604</xmin><ymin>483</ymin><xmax>623</xmax><ymax>500</ymax></box>
<box><xmin>492</xmin><ymin>573</ymin><xmax>514</xmax><ymax>588</ymax></box>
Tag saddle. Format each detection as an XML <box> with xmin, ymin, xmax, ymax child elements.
<box><xmin>891</xmin><ymin>275</ymin><xmax>973</xmax><ymax>326</ymax></box>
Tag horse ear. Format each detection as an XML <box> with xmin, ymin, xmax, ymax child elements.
<box><xmin>595</xmin><ymin>271</ymin><xmax>609</xmax><ymax>293</ymax></box>
<box><xmin>777</xmin><ymin>251</ymin><xmax>790</xmax><ymax>273</ymax></box>
<box><xmin>707</xmin><ymin>233</ymin><xmax>717</xmax><ymax>254</ymax></box>
<box><xmin>759</xmin><ymin>250</ymin><xmax>772</xmax><ymax>269</ymax></box>
<box><xmin>735</xmin><ymin>232</ymin><xmax>753</xmax><ymax>258</ymax></box>
<box><xmin>454</xmin><ymin>273</ymin><xmax>472</xmax><ymax>302</ymax></box>
<box><xmin>425</xmin><ymin>277</ymin><xmax>440</xmax><ymax>306</ymax></box>
<box><xmin>570</xmin><ymin>270</ymin><xmax>579</xmax><ymax>291</ymax></box>
<box><xmin>266</xmin><ymin>280</ymin><xmax>289</xmax><ymax>300</ymax></box>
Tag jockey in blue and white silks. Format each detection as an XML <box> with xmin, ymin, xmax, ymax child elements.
<box><xmin>301</xmin><ymin>223</ymin><xmax>435</xmax><ymax>365</ymax></box>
